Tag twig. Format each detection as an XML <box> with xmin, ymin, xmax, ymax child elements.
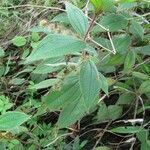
<box><xmin>138</xmin><ymin>96</ymin><xmax>145</xmax><ymax>126</ymax></box>
<box><xmin>133</xmin><ymin>97</ymin><xmax>139</xmax><ymax>120</ymax></box>
<box><xmin>84</xmin><ymin>13</ymin><xmax>97</xmax><ymax>41</ymax></box>
<box><xmin>92</xmin><ymin>121</ymin><xmax>112</xmax><ymax>149</ymax></box>
<box><xmin>84</xmin><ymin>0</ymin><xmax>90</xmax><ymax>17</ymax></box>
<box><xmin>88</xmin><ymin>17</ymin><xmax>109</xmax><ymax>31</ymax></box>
<box><xmin>65</xmin><ymin>127</ymin><xmax>131</xmax><ymax>149</ymax></box>
<box><xmin>45</xmin><ymin>133</ymin><xmax>72</xmax><ymax>147</ymax></box>
<box><xmin>132</xmin><ymin>12</ymin><xmax>149</xmax><ymax>24</ymax></box>
<box><xmin>98</xmin><ymin>94</ymin><xmax>107</xmax><ymax>103</ymax></box>
<box><xmin>89</xmin><ymin>37</ymin><xmax>116</xmax><ymax>54</ymax></box>
<box><xmin>107</xmin><ymin>32</ymin><xmax>116</xmax><ymax>54</ymax></box>
<box><xmin>45</xmin><ymin>62</ymin><xmax>78</xmax><ymax>67</ymax></box>
<box><xmin>1</xmin><ymin>4</ymin><xmax>65</xmax><ymax>12</ymax></box>
<box><xmin>134</xmin><ymin>57</ymin><xmax>150</xmax><ymax>69</ymax></box>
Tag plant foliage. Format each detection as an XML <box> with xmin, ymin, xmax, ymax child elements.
<box><xmin>0</xmin><ymin>0</ymin><xmax>150</xmax><ymax>149</ymax></box>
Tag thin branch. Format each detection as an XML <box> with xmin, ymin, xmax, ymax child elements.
<box><xmin>87</xmin><ymin>16</ymin><xmax>116</xmax><ymax>54</ymax></box>
<box><xmin>92</xmin><ymin>121</ymin><xmax>112</xmax><ymax>149</ymax></box>
<box><xmin>138</xmin><ymin>96</ymin><xmax>145</xmax><ymax>126</ymax></box>
<box><xmin>107</xmin><ymin>32</ymin><xmax>116</xmax><ymax>54</ymax></box>
<box><xmin>84</xmin><ymin>13</ymin><xmax>97</xmax><ymax>41</ymax></box>
<box><xmin>45</xmin><ymin>133</ymin><xmax>72</xmax><ymax>147</ymax></box>
<box><xmin>98</xmin><ymin>94</ymin><xmax>107</xmax><ymax>103</ymax></box>
<box><xmin>45</xmin><ymin>62</ymin><xmax>78</xmax><ymax>67</ymax></box>
<box><xmin>84</xmin><ymin>0</ymin><xmax>90</xmax><ymax>17</ymax></box>
<box><xmin>89</xmin><ymin>37</ymin><xmax>115</xmax><ymax>54</ymax></box>
<box><xmin>1</xmin><ymin>4</ymin><xmax>65</xmax><ymax>12</ymax></box>
<box><xmin>88</xmin><ymin>16</ymin><xmax>109</xmax><ymax>31</ymax></box>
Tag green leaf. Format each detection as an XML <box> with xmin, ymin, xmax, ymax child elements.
<box><xmin>118</xmin><ymin>2</ymin><xmax>138</xmax><ymax>11</ymax></box>
<box><xmin>95</xmin><ymin>146</ymin><xmax>111</xmax><ymax>150</ymax></box>
<box><xmin>0</xmin><ymin>96</ymin><xmax>13</xmax><ymax>114</ymax></box>
<box><xmin>99</xmin><ymin>73</ymin><xmax>108</xmax><ymax>95</ymax></box>
<box><xmin>44</xmin><ymin>77</ymin><xmax>81</xmax><ymax>110</ymax></box>
<box><xmin>0</xmin><ymin>65</ymin><xmax>5</xmax><ymax>77</ymax></box>
<box><xmin>22</xmin><ymin>49</ymin><xmax>30</xmax><ymax>59</ymax></box>
<box><xmin>51</xmin><ymin>13</ymin><xmax>69</xmax><ymax>24</ymax></box>
<box><xmin>57</xmin><ymin>97</ymin><xmax>87</xmax><ymax>128</ymax></box>
<box><xmin>0</xmin><ymin>111</ymin><xmax>30</xmax><ymax>131</ymax></box>
<box><xmin>0</xmin><ymin>47</ymin><xmax>5</xmax><ymax>57</ymax></box>
<box><xmin>111</xmin><ymin>126</ymin><xmax>143</xmax><ymax>134</ymax></box>
<box><xmin>129</xmin><ymin>20</ymin><xmax>144</xmax><ymax>40</ymax></box>
<box><xmin>79</xmin><ymin>60</ymin><xmax>101</xmax><ymax>110</ymax></box>
<box><xmin>44</xmin><ymin>76</ymin><xmax>95</xmax><ymax>128</ymax></box>
<box><xmin>94</xmin><ymin>37</ymin><xmax>111</xmax><ymax>49</ymax></box>
<box><xmin>99</xmin><ymin>14</ymin><xmax>128</xmax><ymax>31</ymax></box>
<box><xmin>96</xmin><ymin>103</ymin><xmax>109</xmax><ymax>122</ymax></box>
<box><xmin>123</xmin><ymin>50</ymin><xmax>136</xmax><ymax>74</ymax></box>
<box><xmin>91</xmin><ymin>0</ymin><xmax>114</xmax><ymax>13</ymax></box>
<box><xmin>132</xmin><ymin>71</ymin><xmax>149</xmax><ymax>80</ymax></box>
<box><xmin>137</xmin><ymin>130</ymin><xmax>149</xmax><ymax>143</ymax></box>
<box><xmin>113</xmin><ymin>35</ymin><xmax>131</xmax><ymax>53</ymax></box>
<box><xmin>96</xmin><ymin>104</ymin><xmax>122</xmax><ymax>122</ymax></box>
<box><xmin>31</xmin><ymin>32</ymin><xmax>40</xmax><ymax>42</ymax></box>
<box><xmin>29</xmin><ymin>26</ymin><xmax>51</xmax><ymax>34</ymax></box>
<box><xmin>26</xmin><ymin>34</ymin><xmax>86</xmax><ymax>63</ymax></box>
<box><xmin>141</xmin><ymin>141</ymin><xmax>150</xmax><ymax>150</ymax></box>
<box><xmin>9</xmin><ymin>78</ymin><xmax>25</xmax><ymax>85</ymax></box>
<box><xmin>117</xmin><ymin>93</ymin><xmax>135</xmax><ymax>105</ymax></box>
<box><xmin>33</xmin><ymin>58</ymin><xmax>64</xmax><ymax>74</ymax></box>
<box><xmin>29</xmin><ymin>79</ymin><xmax>59</xmax><ymax>90</ymax></box>
<box><xmin>133</xmin><ymin>45</ymin><xmax>150</xmax><ymax>56</ymax></box>
<box><xmin>119</xmin><ymin>0</ymin><xmax>136</xmax><ymax>2</ymax></box>
<box><xmin>108</xmin><ymin>105</ymin><xmax>123</xmax><ymax>120</ymax></box>
<box><xmin>147</xmin><ymin>141</ymin><xmax>150</xmax><ymax>148</ymax></box>
<box><xmin>12</xmin><ymin>36</ymin><xmax>27</xmax><ymax>47</ymax></box>
<box><xmin>139</xmin><ymin>80</ymin><xmax>150</xmax><ymax>94</ymax></box>
<box><xmin>65</xmin><ymin>2</ymin><xmax>89</xmax><ymax>36</ymax></box>
<box><xmin>107</xmin><ymin>54</ymin><xmax>125</xmax><ymax>66</ymax></box>
<box><xmin>94</xmin><ymin>35</ymin><xmax>131</xmax><ymax>53</ymax></box>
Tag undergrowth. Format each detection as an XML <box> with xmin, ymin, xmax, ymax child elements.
<box><xmin>0</xmin><ymin>0</ymin><xmax>150</xmax><ymax>149</ymax></box>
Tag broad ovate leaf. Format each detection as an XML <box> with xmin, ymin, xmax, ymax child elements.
<box><xmin>51</xmin><ymin>13</ymin><xmax>69</xmax><ymax>24</ymax></box>
<box><xmin>65</xmin><ymin>2</ymin><xmax>89</xmax><ymax>36</ymax></box>
<box><xmin>44</xmin><ymin>76</ymin><xmax>81</xmax><ymax>110</ymax></box>
<box><xmin>133</xmin><ymin>45</ymin><xmax>150</xmax><ymax>56</ymax></box>
<box><xmin>12</xmin><ymin>36</ymin><xmax>27</xmax><ymax>47</ymax></box>
<box><xmin>0</xmin><ymin>111</ymin><xmax>30</xmax><ymax>131</ymax></box>
<box><xmin>57</xmin><ymin>97</ymin><xmax>87</xmax><ymax>128</ymax></box>
<box><xmin>137</xmin><ymin>130</ymin><xmax>150</xmax><ymax>150</ymax></box>
<box><xmin>139</xmin><ymin>80</ymin><xmax>150</xmax><ymax>95</ymax></box>
<box><xmin>113</xmin><ymin>35</ymin><xmax>131</xmax><ymax>53</ymax></box>
<box><xmin>108</xmin><ymin>105</ymin><xmax>123</xmax><ymax>120</ymax></box>
<box><xmin>29</xmin><ymin>79</ymin><xmax>59</xmax><ymax>90</ymax></box>
<box><xmin>79</xmin><ymin>60</ymin><xmax>101</xmax><ymax>110</ymax></box>
<box><xmin>96</xmin><ymin>104</ymin><xmax>122</xmax><ymax>122</ymax></box>
<box><xmin>0</xmin><ymin>47</ymin><xmax>5</xmax><ymax>57</ymax></box>
<box><xmin>96</xmin><ymin>103</ymin><xmax>108</xmax><ymax>122</ymax></box>
<box><xmin>123</xmin><ymin>50</ymin><xmax>136</xmax><ymax>74</ymax></box>
<box><xmin>33</xmin><ymin>57</ymin><xmax>64</xmax><ymax>74</ymax></box>
<box><xmin>99</xmin><ymin>14</ymin><xmax>128</xmax><ymax>32</ymax></box>
<box><xmin>132</xmin><ymin>71</ymin><xmax>149</xmax><ymax>80</ymax></box>
<box><xmin>91</xmin><ymin>0</ymin><xmax>114</xmax><ymax>13</ymax></box>
<box><xmin>94</xmin><ymin>34</ymin><xmax>131</xmax><ymax>53</ymax></box>
<box><xmin>99</xmin><ymin>73</ymin><xmax>108</xmax><ymax>95</ymax></box>
<box><xmin>25</xmin><ymin>34</ymin><xmax>86</xmax><ymax>63</ymax></box>
<box><xmin>117</xmin><ymin>92</ymin><xmax>135</xmax><ymax>105</ymax></box>
<box><xmin>129</xmin><ymin>20</ymin><xmax>144</xmax><ymax>40</ymax></box>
